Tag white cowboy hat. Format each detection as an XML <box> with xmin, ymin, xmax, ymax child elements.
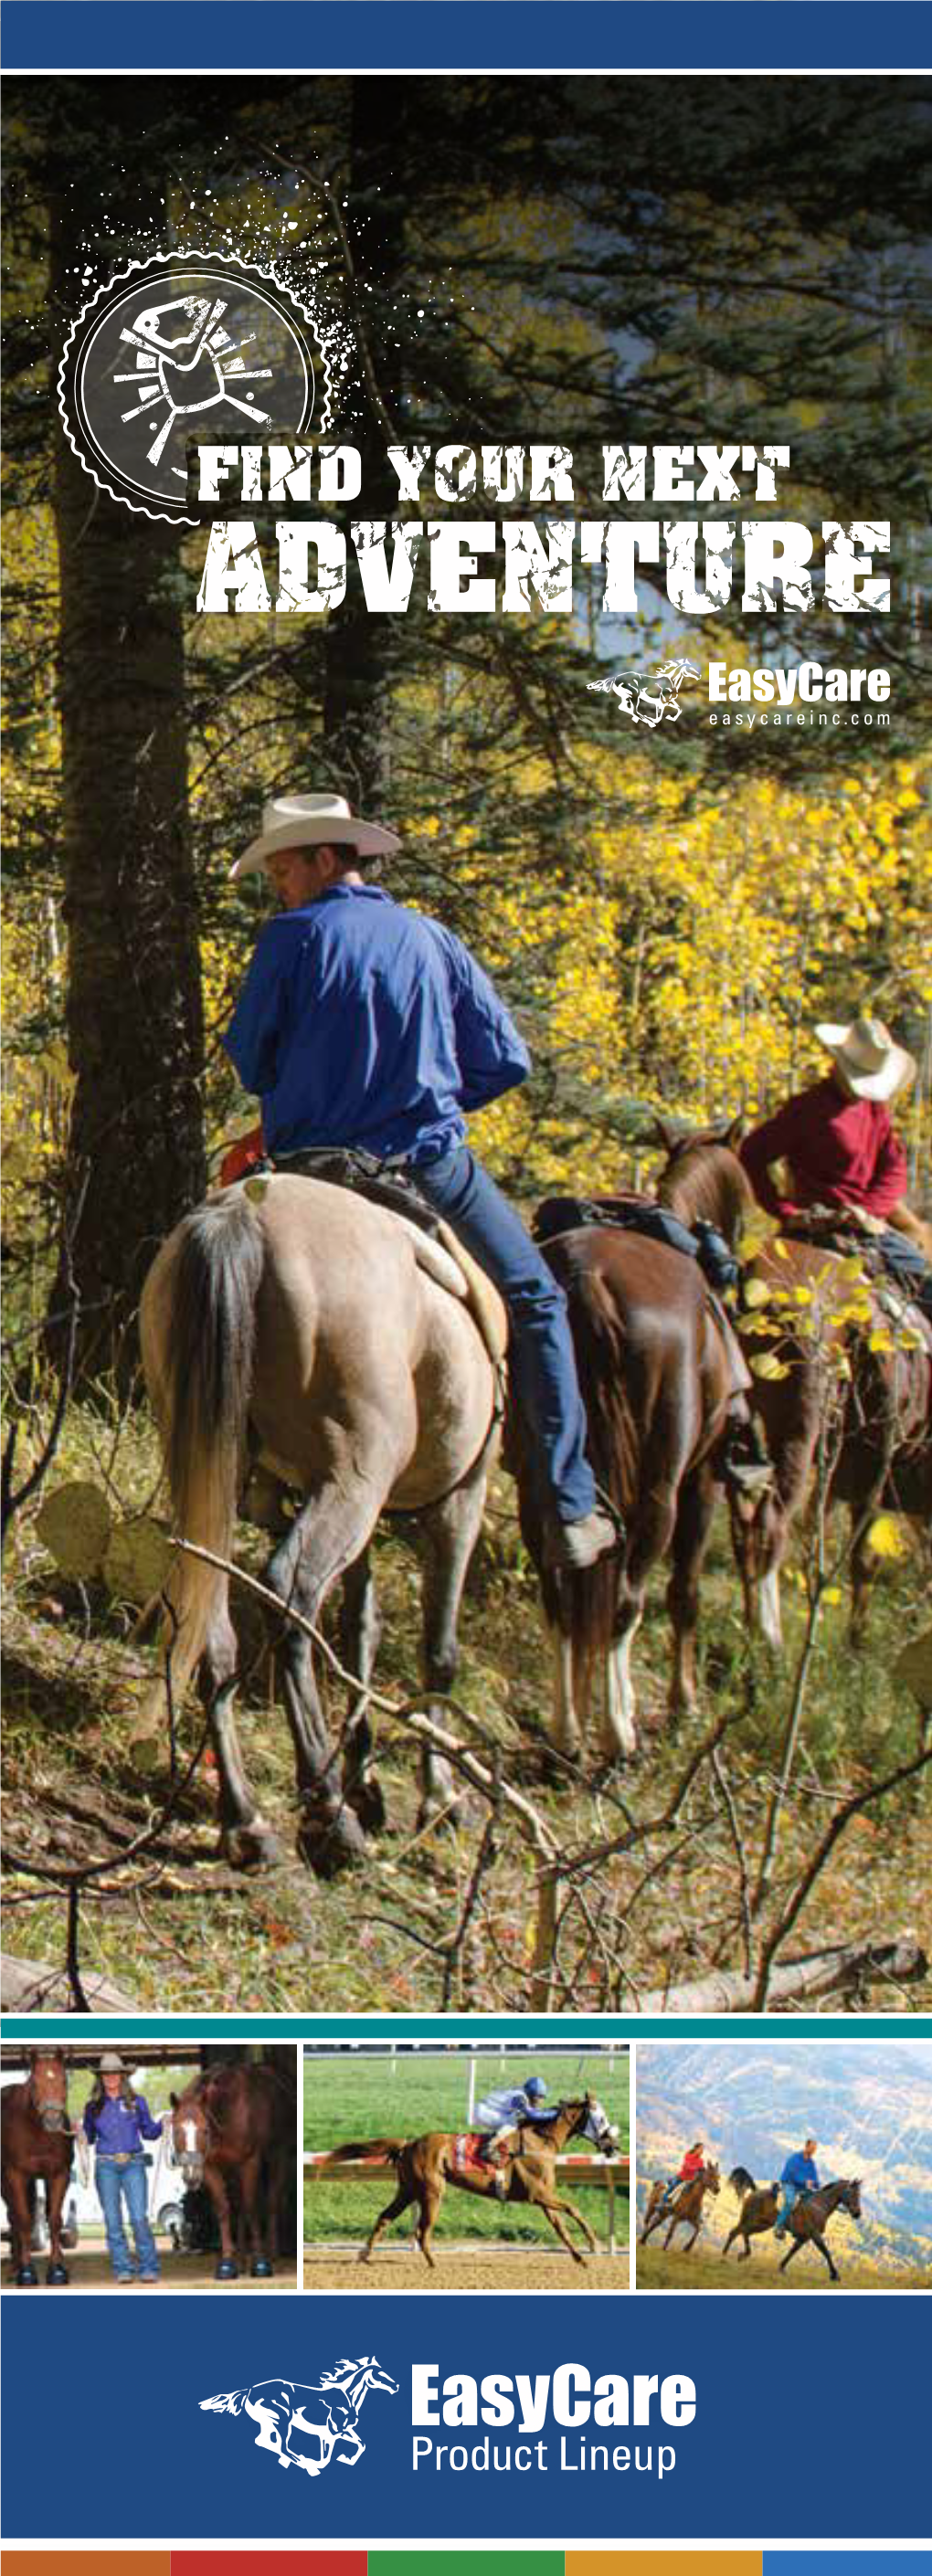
<box><xmin>231</xmin><ymin>792</ymin><xmax>401</xmax><ymax>879</ymax></box>
<box><xmin>99</xmin><ymin>2052</ymin><xmax>126</xmax><ymax>2073</ymax></box>
<box><xmin>814</xmin><ymin>1009</ymin><xmax>916</xmax><ymax>1103</ymax></box>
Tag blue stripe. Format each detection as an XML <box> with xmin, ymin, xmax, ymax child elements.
<box><xmin>3</xmin><ymin>3</ymin><xmax>929</xmax><ymax>76</ymax></box>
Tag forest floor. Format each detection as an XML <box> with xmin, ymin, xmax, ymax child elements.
<box><xmin>2</xmin><ymin>1404</ymin><xmax>930</xmax><ymax>2015</ymax></box>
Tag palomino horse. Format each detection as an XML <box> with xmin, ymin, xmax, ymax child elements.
<box><xmin>725</xmin><ymin>2166</ymin><xmax>863</xmax><ymax>2280</ymax></box>
<box><xmin>139</xmin><ymin>1177</ymin><xmax>503</xmax><ymax>1873</ymax></box>
<box><xmin>170</xmin><ymin>2059</ymin><xmax>293</xmax><ymax>2280</ymax></box>
<box><xmin>321</xmin><ymin>2094</ymin><xmax>620</xmax><ymax>2268</ymax></box>
<box><xmin>0</xmin><ymin>2049</ymin><xmax>74</xmax><ymax>2286</ymax></box>
<box><xmin>640</xmin><ymin>2162</ymin><xmax>720</xmax><ymax>2252</ymax></box>
<box><xmin>519</xmin><ymin>1225</ymin><xmax>743</xmax><ymax>1759</ymax></box>
<box><xmin>656</xmin><ymin>1123</ymin><xmax>931</xmax><ymax>1643</ymax></box>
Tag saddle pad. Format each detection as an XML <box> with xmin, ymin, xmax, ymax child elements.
<box><xmin>450</xmin><ymin>2133</ymin><xmax>492</xmax><ymax>2176</ymax></box>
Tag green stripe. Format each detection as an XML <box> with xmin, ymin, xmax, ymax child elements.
<box><xmin>371</xmin><ymin>2555</ymin><xmax>565</xmax><ymax>2576</ymax></box>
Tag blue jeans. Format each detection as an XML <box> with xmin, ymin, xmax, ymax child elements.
<box><xmin>775</xmin><ymin>2183</ymin><xmax>798</xmax><ymax>2235</ymax></box>
<box><xmin>95</xmin><ymin>2155</ymin><xmax>159</xmax><ymax>2279</ymax></box>
<box><xmin>878</xmin><ymin>1229</ymin><xmax>932</xmax><ymax>1325</ymax></box>
<box><xmin>413</xmin><ymin>1145</ymin><xmax>596</xmax><ymax>1523</ymax></box>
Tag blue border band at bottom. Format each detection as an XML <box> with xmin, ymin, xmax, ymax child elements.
<box><xmin>2</xmin><ymin>4</ymin><xmax>930</xmax><ymax>77</ymax></box>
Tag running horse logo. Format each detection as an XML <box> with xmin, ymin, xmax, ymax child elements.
<box><xmin>588</xmin><ymin>655</ymin><xmax>701</xmax><ymax>728</ymax></box>
<box><xmin>199</xmin><ymin>2356</ymin><xmax>398</xmax><ymax>2477</ymax></box>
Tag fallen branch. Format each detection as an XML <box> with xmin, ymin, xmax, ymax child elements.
<box><xmin>633</xmin><ymin>1933</ymin><xmax>927</xmax><ymax>2017</ymax></box>
<box><xmin>0</xmin><ymin>1951</ymin><xmax>139</xmax><ymax>2014</ymax></box>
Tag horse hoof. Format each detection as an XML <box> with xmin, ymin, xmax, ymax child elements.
<box><xmin>224</xmin><ymin>1821</ymin><xmax>282</xmax><ymax>1871</ymax></box>
<box><xmin>297</xmin><ymin>1803</ymin><xmax>366</xmax><ymax>1876</ymax></box>
<box><xmin>250</xmin><ymin>2257</ymin><xmax>273</xmax><ymax>2278</ymax></box>
<box><xmin>215</xmin><ymin>2257</ymin><xmax>239</xmax><ymax>2281</ymax></box>
<box><xmin>46</xmin><ymin>2263</ymin><xmax>69</xmax><ymax>2286</ymax></box>
<box><xmin>16</xmin><ymin>2265</ymin><xmax>39</xmax><ymax>2286</ymax></box>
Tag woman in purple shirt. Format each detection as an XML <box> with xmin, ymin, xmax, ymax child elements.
<box><xmin>82</xmin><ymin>2053</ymin><xmax>164</xmax><ymax>2284</ymax></box>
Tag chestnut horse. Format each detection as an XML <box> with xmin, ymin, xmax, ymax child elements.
<box><xmin>518</xmin><ymin>1226</ymin><xmax>743</xmax><ymax>1759</ymax></box>
<box><xmin>170</xmin><ymin>2059</ymin><xmax>293</xmax><ymax>2280</ymax></box>
<box><xmin>139</xmin><ymin>1177</ymin><xmax>503</xmax><ymax>1873</ymax></box>
<box><xmin>725</xmin><ymin>2166</ymin><xmax>863</xmax><ymax>2280</ymax></box>
<box><xmin>1</xmin><ymin>2049</ymin><xmax>74</xmax><ymax>2286</ymax></box>
<box><xmin>656</xmin><ymin>1124</ymin><xmax>931</xmax><ymax>1643</ymax></box>
<box><xmin>640</xmin><ymin>2161</ymin><xmax>721</xmax><ymax>2252</ymax></box>
<box><xmin>321</xmin><ymin>2093</ymin><xmax>620</xmax><ymax>2268</ymax></box>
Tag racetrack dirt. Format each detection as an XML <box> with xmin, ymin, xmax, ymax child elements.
<box><xmin>303</xmin><ymin>2245</ymin><xmax>628</xmax><ymax>2290</ymax></box>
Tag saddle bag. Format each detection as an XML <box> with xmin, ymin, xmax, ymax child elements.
<box><xmin>534</xmin><ymin>1192</ymin><xmax>739</xmax><ymax>1293</ymax></box>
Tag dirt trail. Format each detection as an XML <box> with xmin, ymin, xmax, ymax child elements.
<box><xmin>303</xmin><ymin>2245</ymin><xmax>627</xmax><ymax>2290</ymax></box>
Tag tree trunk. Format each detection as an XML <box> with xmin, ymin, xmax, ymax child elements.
<box><xmin>323</xmin><ymin>80</ymin><xmax>407</xmax><ymax>810</ymax></box>
<box><xmin>632</xmin><ymin>1936</ymin><xmax>927</xmax><ymax>2017</ymax></box>
<box><xmin>47</xmin><ymin>178</ymin><xmax>206</xmax><ymax>1388</ymax></box>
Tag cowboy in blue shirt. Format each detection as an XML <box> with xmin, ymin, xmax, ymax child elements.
<box><xmin>83</xmin><ymin>2052</ymin><xmax>164</xmax><ymax>2283</ymax></box>
<box><xmin>774</xmin><ymin>2136</ymin><xmax>820</xmax><ymax>2238</ymax></box>
<box><xmin>223</xmin><ymin>794</ymin><xmax>618</xmax><ymax>1573</ymax></box>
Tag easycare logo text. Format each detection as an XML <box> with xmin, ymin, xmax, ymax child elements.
<box><xmin>410</xmin><ymin>2361</ymin><xmax>695</xmax><ymax>2482</ymax></box>
<box><xmin>708</xmin><ymin>658</ymin><xmax>891</xmax><ymax>731</ymax></box>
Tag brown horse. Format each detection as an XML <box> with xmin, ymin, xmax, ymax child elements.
<box><xmin>139</xmin><ymin>1178</ymin><xmax>503</xmax><ymax>1873</ymax></box>
<box><xmin>321</xmin><ymin>2093</ymin><xmax>620</xmax><ymax>2268</ymax></box>
<box><xmin>656</xmin><ymin>1123</ymin><xmax>931</xmax><ymax>1643</ymax></box>
<box><xmin>1</xmin><ymin>2050</ymin><xmax>74</xmax><ymax>2286</ymax></box>
<box><xmin>518</xmin><ymin>1225</ymin><xmax>744</xmax><ymax>1758</ymax></box>
<box><xmin>640</xmin><ymin>2162</ymin><xmax>720</xmax><ymax>2252</ymax></box>
<box><xmin>170</xmin><ymin>2060</ymin><xmax>293</xmax><ymax>2280</ymax></box>
<box><xmin>725</xmin><ymin>2165</ymin><xmax>863</xmax><ymax>2281</ymax></box>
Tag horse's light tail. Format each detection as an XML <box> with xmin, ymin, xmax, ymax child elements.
<box><xmin>138</xmin><ymin>1195</ymin><xmax>264</xmax><ymax>1728</ymax></box>
<box><xmin>729</xmin><ymin>2165</ymin><xmax>757</xmax><ymax>2198</ymax></box>
<box><xmin>200</xmin><ymin>2386</ymin><xmax>250</xmax><ymax>2415</ymax></box>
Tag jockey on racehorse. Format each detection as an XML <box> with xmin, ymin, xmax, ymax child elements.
<box><xmin>740</xmin><ymin>1008</ymin><xmax>932</xmax><ymax>1327</ymax></box>
<box><xmin>222</xmin><ymin>792</ymin><xmax>617</xmax><ymax>1574</ymax></box>
<box><xmin>473</xmin><ymin>2074</ymin><xmax>558</xmax><ymax>2183</ymax></box>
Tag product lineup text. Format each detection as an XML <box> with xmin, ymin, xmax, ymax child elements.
<box><xmin>408</xmin><ymin>2362</ymin><xmax>695</xmax><ymax>2481</ymax></box>
<box><xmin>193</xmin><ymin>440</ymin><xmax>892</xmax><ymax>619</ymax></box>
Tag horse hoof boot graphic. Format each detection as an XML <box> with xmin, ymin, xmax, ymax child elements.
<box><xmin>215</xmin><ymin>2256</ymin><xmax>239</xmax><ymax>2282</ymax></box>
<box><xmin>251</xmin><ymin>2257</ymin><xmax>273</xmax><ymax>2278</ymax></box>
<box><xmin>46</xmin><ymin>2261</ymin><xmax>69</xmax><ymax>2286</ymax></box>
<box><xmin>16</xmin><ymin>2264</ymin><xmax>39</xmax><ymax>2286</ymax></box>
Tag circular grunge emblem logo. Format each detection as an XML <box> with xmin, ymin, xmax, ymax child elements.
<box><xmin>58</xmin><ymin>253</ymin><xmax>327</xmax><ymax>526</ymax></box>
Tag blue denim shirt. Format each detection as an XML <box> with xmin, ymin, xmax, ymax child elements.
<box><xmin>780</xmin><ymin>2151</ymin><xmax>820</xmax><ymax>2191</ymax></box>
<box><xmin>83</xmin><ymin>2095</ymin><xmax>163</xmax><ymax>2153</ymax></box>
<box><xmin>223</xmin><ymin>885</ymin><xmax>530</xmax><ymax>1163</ymax></box>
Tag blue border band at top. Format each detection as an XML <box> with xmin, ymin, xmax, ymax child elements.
<box><xmin>2</xmin><ymin>2</ymin><xmax>931</xmax><ymax>78</ymax></box>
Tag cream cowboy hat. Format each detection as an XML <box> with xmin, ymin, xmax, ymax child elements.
<box><xmin>231</xmin><ymin>792</ymin><xmax>401</xmax><ymax>879</ymax></box>
<box><xmin>815</xmin><ymin>1009</ymin><xmax>916</xmax><ymax>1103</ymax></box>
<box><xmin>99</xmin><ymin>2053</ymin><xmax>126</xmax><ymax>2073</ymax></box>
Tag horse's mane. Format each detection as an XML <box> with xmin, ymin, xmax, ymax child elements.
<box><xmin>655</xmin><ymin>1125</ymin><xmax>755</xmax><ymax>1244</ymax></box>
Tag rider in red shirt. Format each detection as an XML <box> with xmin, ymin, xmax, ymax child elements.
<box><xmin>662</xmin><ymin>2140</ymin><xmax>705</xmax><ymax>2205</ymax></box>
<box><xmin>740</xmin><ymin>1010</ymin><xmax>932</xmax><ymax>1324</ymax></box>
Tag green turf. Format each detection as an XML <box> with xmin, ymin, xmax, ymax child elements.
<box><xmin>303</xmin><ymin>2049</ymin><xmax>629</xmax><ymax>2247</ymax></box>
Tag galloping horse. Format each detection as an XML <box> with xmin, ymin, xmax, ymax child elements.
<box><xmin>725</xmin><ymin>2166</ymin><xmax>862</xmax><ymax>2281</ymax></box>
<box><xmin>201</xmin><ymin>2359</ymin><xmax>399</xmax><ymax>2475</ymax></box>
<box><xmin>139</xmin><ymin>1177</ymin><xmax>503</xmax><ymax>1872</ymax></box>
<box><xmin>640</xmin><ymin>2162</ymin><xmax>720</xmax><ymax>2252</ymax></box>
<box><xmin>656</xmin><ymin>1123</ymin><xmax>931</xmax><ymax>1642</ymax></box>
<box><xmin>519</xmin><ymin>1225</ymin><xmax>742</xmax><ymax>1759</ymax></box>
<box><xmin>1</xmin><ymin>2049</ymin><xmax>74</xmax><ymax>2286</ymax></box>
<box><xmin>320</xmin><ymin>2093</ymin><xmax>620</xmax><ymax>2268</ymax></box>
<box><xmin>170</xmin><ymin>2059</ymin><xmax>293</xmax><ymax>2279</ymax></box>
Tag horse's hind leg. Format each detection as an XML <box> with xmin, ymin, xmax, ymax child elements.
<box><xmin>361</xmin><ymin>2182</ymin><xmax>416</xmax><ymax>2264</ymax></box>
<box><xmin>416</xmin><ymin>1441</ymin><xmax>494</xmax><ymax>1830</ymax></box>
<box><xmin>45</xmin><ymin>2169</ymin><xmax>70</xmax><ymax>2286</ymax></box>
<box><xmin>265</xmin><ymin>1475</ymin><xmax>384</xmax><ymax>1874</ymax></box>
<box><xmin>667</xmin><ymin>1462</ymin><xmax>716</xmax><ymax>1716</ymax></box>
<box><xmin>200</xmin><ymin>1598</ymin><xmax>281</xmax><ymax>1870</ymax></box>
<box><xmin>339</xmin><ymin>1548</ymin><xmax>386</xmax><ymax>1834</ymax></box>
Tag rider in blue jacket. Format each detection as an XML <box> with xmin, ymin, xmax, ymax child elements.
<box><xmin>774</xmin><ymin>2138</ymin><xmax>820</xmax><ymax>2237</ymax></box>
<box><xmin>224</xmin><ymin>793</ymin><xmax>619</xmax><ymax>1574</ymax></box>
